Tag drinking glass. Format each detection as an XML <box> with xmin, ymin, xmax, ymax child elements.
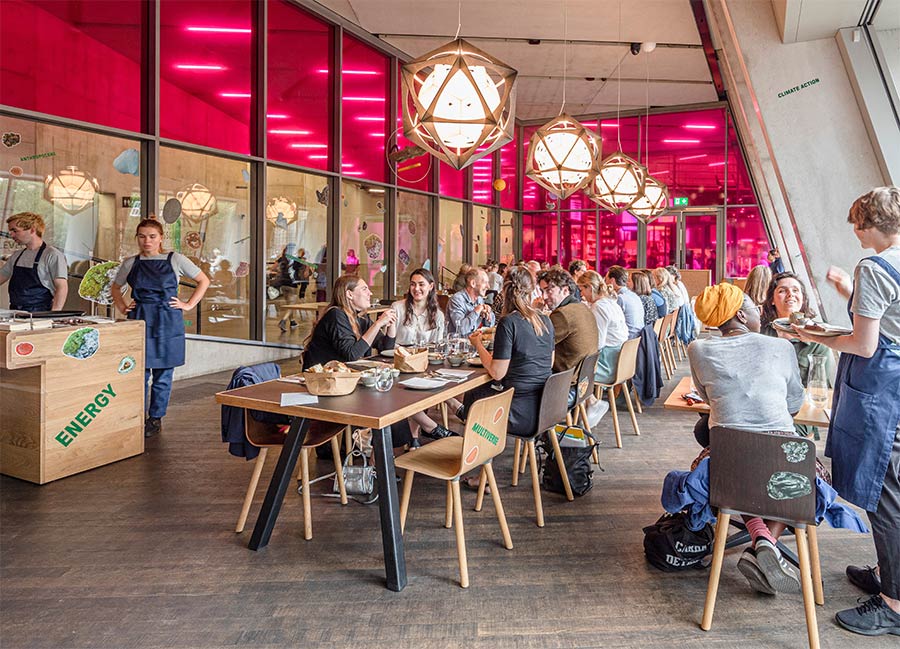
<box><xmin>807</xmin><ymin>356</ymin><xmax>829</xmax><ymax>407</ymax></box>
<box><xmin>374</xmin><ymin>367</ymin><xmax>394</xmax><ymax>392</ymax></box>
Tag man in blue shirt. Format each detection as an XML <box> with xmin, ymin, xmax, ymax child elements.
<box><xmin>448</xmin><ymin>267</ymin><xmax>495</xmax><ymax>335</ymax></box>
<box><xmin>605</xmin><ymin>265</ymin><xmax>643</xmax><ymax>338</ymax></box>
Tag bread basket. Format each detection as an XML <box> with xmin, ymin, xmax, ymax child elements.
<box><xmin>302</xmin><ymin>370</ymin><xmax>361</xmax><ymax>396</ymax></box>
<box><xmin>393</xmin><ymin>346</ymin><xmax>428</xmax><ymax>373</ymax></box>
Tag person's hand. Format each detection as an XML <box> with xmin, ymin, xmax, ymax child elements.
<box><xmin>377</xmin><ymin>308</ymin><xmax>397</xmax><ymax>330</ymax></box>
<box><xmin>469</xmin><ymin>330</ymin><xmax>483</xmax><ymax>348</ymax></box>
<box><xmin>826</xmin><ymin>266</ymin><xmax>852</xmax><ymax>295</ymax></box>
<box><xmin>169</xmin><ymin>297</ymin><xmax>191</xmax><ymax>310</ymax></box>
<box><xmin>790</xmin><ymin>325</ymin><xmax>830</xmax><ymax>344</ymax></box>
<box><xmin>473</xmin><ymin>303</ymin><xmax>485</xmax><ymax>315</ymax></box>
<box><xmin>118</xmin><ymin>300</ymin><xmax>136</xmax><ymax>314</ymax></box>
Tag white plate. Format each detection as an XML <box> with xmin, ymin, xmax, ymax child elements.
<box><xmin>399</xmin><ymin>377</ymin><xmax>447</xmax><ymax>390</ymax></box>
<box><xmin>466</xmin><ymin>356</ymin><xmax>483</xmax><ymax>366</ymax></box>
<box><xmin>773</xmin><ymin>318</ymin><xmax>852</xmax><ymax>337</ymax></box>
<box><xmin>380</xmin><ymin>349</ymin><xmax>396</xmax><ymax>357</ymax></box>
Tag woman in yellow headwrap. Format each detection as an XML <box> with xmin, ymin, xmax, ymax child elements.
<box><xmin>688</xmin><ymin>282</ymin><xmax>808</xmax><ymax>596</ymax></box>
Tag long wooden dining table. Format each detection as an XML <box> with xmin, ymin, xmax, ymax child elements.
<box><xmin>215</xmin><ymin>363</ymin><xmax>492</xmax><ymax>592</ymax></box>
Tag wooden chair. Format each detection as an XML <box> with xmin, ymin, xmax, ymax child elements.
<box><xmin>656</xmin><ymin>313</ymin><xmax>674</xmax><ymax>380</ymax></box>
<box><xmin>395</xmin><ymin>389</ymin><xmax>515</xmax><ymax>588</ymax></box>
<box><xmin>567</xmin><ymin>351</ymin><xmax>601</xmax><ymax>465</ymax></box>
<box><xmin>509</xmin><ymin>368</ymin><xmax>576</xmax><ymax>526</ymax></box>
<box><xmin>594</xmin><ymin>337</ymin><xmax>641</xmax><ymax>449</ymax></box>
<box><xmin>235</xmin><ymin>413</ymin><xmax>348</xmax><ymax>540</ymax></box>
<box><xmin>701</xmin><ymin>427</ymin><xmax>823</xmax><ymax>649</ymax></box>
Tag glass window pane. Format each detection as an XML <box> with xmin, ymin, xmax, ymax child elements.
<box><xmin>158</xmin><ymin>146</ymin><xmax>250</xmax><ymax>339</ymax></box>
<box><xmin>395</xmin><ymin>62</ymin><xmax>433</xmax><ymax>192</ymax></box>
<box><xmin>267</xmin><ymin>1</ymin><xmax>331</xmax><ymax>170</ymax></box>
<box><xmin>0</xmin><ymin>115</ymin><xmax>142</xmax><ymax>312</ymax></box>
<box><xmin>727</xmin><ymin>113</ymin><xmax>756</xmax><ymax>205</ymax></box>
<box><xmin>396</xmin><ymin>191</ymin><xmax>431</xmax><ymax>296</ymax></box>
<box><xmin>499</xmin><ymin>139</ymin><xmax>518</xmax><ymax>209</ymax></box>
<box><xmin>522</xmin><ymin>212</ymin><xmax>558</xmax><ymax>264</ymax></box>
<box><xmin>471</xmin><ymin>147</ymin><xmax>494</xmax><ymax>205</ymax></box>
<box><xmin>264</xmin><ymin>166</ymin><xmax>329</xmax><ymax>343</ymax></box>
<box><xmin>598</xmin><ymin>211</ymin><xmax>637</xmax><ymax>274</ymax></box>
<box><xmin>499</xmin><ymin>210</ymin><xmax>515</xmax><ymax>265</ymax></box>
<box><xmin>160</xmin><ymin>0</ymin><xmax>252</xmax><ymax>154</ymax></box>
<box><xmin>340</xmin><ymin>180</ymin><xmax>386</xmax><ymax>298</ymax></box>
<box><xmin>560</xmin><ymin>210</ymin><xmax>596</xmax><ymax>269</ymax></box>
<box><xmin>473</xmin><ymin>206</ymin><xmax>492</xmax><ymax>266</ymax></box>
<box><xmin>0</xmin><ymin>0</ymin><xmax>143</xmax><ymax>132</ymax></box>
<box><xmin>439</xmin><ymin>161</ymin><xmax>466</xmax><ymax>200</ymax></box>
<box><xmin>646</xmin><ymin>215</ymin><xmax>677</xmax><ymax>270</ymax></box>
<box><xmin>341</xmin><ymin>34</ymin><xmax>389</xmax><ymax>183</ymax></box>
<box><xmin>437</xmin><ymin>199</ymin><xmax>464</xmax><ymax>287</ymax></box>
<box><xmin>684</xmin><ymin>212</ymin><xmax>718</xmax><ymax>282</ymax></box>
<box><xmin>726</xmin><ymin>206</ymin><xmax>769</xmax><ymax>278</ymax></box>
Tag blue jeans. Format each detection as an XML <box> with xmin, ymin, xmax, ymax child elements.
<box><xmin>145</xmin><ymin>367</ymin><xmax>174</xmax><ymax>418</ymax></box>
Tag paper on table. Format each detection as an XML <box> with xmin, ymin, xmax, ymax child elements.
<box><xmin>280</xmin><ymin>393</ymin><xmax>319</xmax><ymax>407</ymax></box>
<box><xmin>436</xmin><ymin>368</ymin><xmax>474</xmax><ymax>378</ymax></box>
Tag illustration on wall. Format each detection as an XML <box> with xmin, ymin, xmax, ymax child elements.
<box><xmin>118</xmin><ymin>356</ymin><xmax>136</xmax><ymax>374</ymax></box>
<box><xmin>112</xmin><ymin>148</ymin><xmax>140</xmax><ymax>176</ymax></box>
<box><xmin>2</xmin><ymin>132</ymin><xmax>21</xmax><ymax>148</ymax></box>
<box><xmin>364</xmin><ymin>234</ymin><xmax>383</xmax><ymax>260</ymax></box>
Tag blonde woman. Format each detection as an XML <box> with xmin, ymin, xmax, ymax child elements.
<box><xmin>652</xmin><ymin>267</ymin><xmax>679</xmax><ymax>313</ymax></box>
<box><xmin>578</xmin><ymin>270</ymin><xmax>628</xmax><ymax>383</ymax></box>
<box><xmin>744</xmin><ymin>264</ymin><xmax>772</xmax><ymax>307</ymax></box>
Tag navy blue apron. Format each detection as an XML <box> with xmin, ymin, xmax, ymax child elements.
<box><xmin>826</xmin><ymin>255</ymin><xmax>900</xmax><ymax>512</ymax></box>
<box><xmin>126</xmin><ymin>253</ymin><xmax>186</xmax><ymax>369</ymax></box>
<box><xmin>9</xmin><ymin>243</ymin><xmax>53</xmax><ymax>312</ymax></box>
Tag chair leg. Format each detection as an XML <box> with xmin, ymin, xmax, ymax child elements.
<box><xmin>300</xmin><ymin>446</ymin><xmax>312</xmax><ymax>541</ymax></box>
<box><xmin>631</xmin><ymin>383</ymin><xmax>643</xmax><ymax>414</ymax></box>
<box><xmin>519</xmin><ymin>440</ymin><xmax>528</xmax><ymax>474</ymax></box>
<box><xmin>474</xmin><ymin>465</ymin><xmax>488</xmax><ymax>512</ymax></box>
<box><xmin>566</xmin><ymin>411</ymin><xmax>573</xmax><ymax>427</ymax></box>
<box><xmin>807</xmin><ymin>525</ymin><xmax>824</xmax><ymax>606</ymax></box>
<box><xmin>511</xmin><ymin>437</ymin><xmax>522</xmax><ymax>486</ymax></box>
<box><xmin>607</xmin><ymin>387</ymin><xmax>623</xmax><ymax>449</ymax></box>
<box><xmin>450</xmin><ymin>479</ymin><xmax>469</xmax><ymax>588</ymax></box>
<box><xmin>701</xmin><ymin>512</ymin><xmax>731</xmax><ymax>631</ymax></box>
<box><xmin>331</xmin><ymin>436</ymin><xmax>347</xmax><ymax>505</ymax></box>
<box><xmin>236</xmin><ymin>447</ymin><xmax>268</xmax><ymax>533</ymax></box>
<box><xmin>622</xmin><ymin>383</ymin><xmax>641</xmax><ymax>436</ymax></box>
<box><xmin>440</xmin><ymin>402</ymin><xmax>449</xmax><ymax>428</ymax></box>
<box><xmin>484</xmin><ymin>462</ymin><xmax>513</xmax><ymax>550</ymax></box>
<box><xmin>399</xmin><ymin>469</ymin><xmax>414</xmax><ymax>534</ymax></box>
<box><xmin>579</xmin><ymin>402</ymin><xmax>590</xmax><ymax>430</ymax></box>
<box><xmin>796</xmin><ymin>527</ymin><xmax>821</xmax><ymax>649</ymax></box>
<box><xmin>344</xmin><ymin>425</ymin><xmax>352</xmax><ymax>463</ymax></box>
<box><xmin>548</xmin><ymin>429</ymin><xmax>574</xmax><ymax>501</ymax></box>
<box><xmin>526</xmin><ymin>440</ymin><xmax>544</xmax><ymax>528</ymax></box>
<box><xmin>445</xmin><ymin>481</ymin><xmax>453</xmax><ymax>529</ymax></box>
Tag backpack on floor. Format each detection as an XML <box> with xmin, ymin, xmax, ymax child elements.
<box><xmin>642</xmin><ymin>512</ymin><xmax>714</xmax><ymax>572</ymax></box>
<box><xmin>539</xmin><ymin>426</ymin><xmax>596</xmax><ymax>497</ymax></box>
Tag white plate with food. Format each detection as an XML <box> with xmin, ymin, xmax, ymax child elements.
<box><xmin>773</xmin><ymin>317</ymin><xmax>852</xmax><ymax>337</ymax></box>
<box><xmin>380</xmin><ymin>349</ymin><xmax>396</xmax><ymax>358</ymax></box>
<box><xmin>466</xmin><ymin>356</ymin><xmax>483</xmax><ymax>366</ymax></box>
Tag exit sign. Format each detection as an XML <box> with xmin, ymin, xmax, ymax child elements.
<box><xmin>673</xmin><ymin>197</ymin><xmax>689</xmax><ymax>207</ymax></box>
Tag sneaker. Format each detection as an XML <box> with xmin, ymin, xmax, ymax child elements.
<box><xmin>421</xmin><ymin>424</ymin><xmax>455</xmax><ymax>440</ymax></box>
<box><xmin>847</xmin><ymin>565</ymin><xmax>882</xmax><ymax>595</ymax></box>
<box><xmin>290</xmin><ymin>320</ymin><xmax>299</xmax><ymax>329</ymax></box>
<box><xmin>144</xmin><ymin>417</ymin><xmax>161</xmax><ymax>438</ymax></box>
<box><xmin>754</xmin><ymin>538</ymin><xmax>800</xmax><ymax>593</ymax></box>
<box><xmin>835</xmin><ymin>595</ymin><xmax>900</xmax><ymax>636</ymax></box>
<box><xmin>455</xmin><ymin>405</ymin><xmax>466</xmax><ymax>422</ymax></box>
<box><xmin>737</xmin><ymin>547</ymin><xmax>776</xmax><ymax>595</ymax></box>
<box><xmin>278</xmin><ymin>321</ymin><xmax>287</xmax><ymax>332</ymax></box>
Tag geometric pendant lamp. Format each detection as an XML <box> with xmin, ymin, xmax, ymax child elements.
<box><xmin>628</xmin><ymin>173</ymin><xmax>669</xmax><ymax>223</ymax></box>
<box><xmin>43</xmin><ymin>165</ymin><xmax>99</xmax><ymax>214</ymax></box>
<box><xmin>525</xmin><ymin>114</ymin><xmax>602</xmax><ymax>200</ymax></box>
<box><xmin>401</xmin><ymin>38</ymin><xmax>517</xmax><ymax>170</ymax></box>
<box><xmin>586</xmin><ymin>152</ymin><xmax>647</xmax><ymax>213</ymax></box>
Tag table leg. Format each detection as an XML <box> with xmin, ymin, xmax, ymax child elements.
<box><xmin>372</xmin><ymin>426</ymin><xmax>408</xmax><ymax>592</ymax></box>
<box><xmin>248</xmin><ymin>417</ymin><xmax>309</xmax><ymax>551</ymax></box>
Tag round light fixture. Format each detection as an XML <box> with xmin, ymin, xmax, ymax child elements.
<box><xmin>525</xmin><ymin>115</ymin><xmax>601</xmax><ymax>200</ymax></box>
<box><xmin>176</xmin><ymin>183</ymin><xmax>217</xmax><ymax>223</ymax></box>
<box><xmin>266</xmin><ymin>196</ymin><xmax>297</xmax><ymax>225</ymax></box>
<box><xmin>628</xmin><ymin>174</ymin><xmax>669</xmax><ymax>223</ymax></box>
<box><xmin>43</xmin><ymin>165</ymin><xmax>99</xmax><ymax>214</ymax></box>
<box><xmin>586</xmin><ymin>153</ymin><xmax>647</xmax><ymax>213</ymax></box>
<box><xmin>401</xmin><ymin>39</ymin><xmax>517</xmax><ymax>170</ymax></box>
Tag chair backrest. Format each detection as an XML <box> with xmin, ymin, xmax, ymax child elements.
<box><xmin>573</xmin><ymin>351</ymin><xmax>600</xmax><ymax>408</ymax></box>
<box><xmin>458</xmin><ymin>389</ymin><xmax>514</xmax><ymax>473</ymax></box>
<box><xmin>244</xmin><ymin>410</ymin><xmax>286</xmax><ymax>447</ymax></box>
<box><xmin>613</xmin><ymin>336</ymin><xmax>642</xmax><ymax>384</ymax></box>
<box><xmin>653</xmin><ymin>317</ymin><xmax>664</xmax><ymax>338</ymax></box>
<box><xmin>536</xmin><ymin>368</ymin><xmax>576</xmax><ymax>434</ymax></box>
<box><xmin>667</xmin><ymin>308</ymin><xmax>680</xmax><ymax>338</ymax></box>
<box><xmin>709</xmin><ymin>427</ymin><xmax>816</xmax><ymax>525</ymax></box>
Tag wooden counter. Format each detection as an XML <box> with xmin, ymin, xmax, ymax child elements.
<box><xmin>0</xmin><ymin>320</ymin><xmax>145</xmax><ymax>484</ymax></box>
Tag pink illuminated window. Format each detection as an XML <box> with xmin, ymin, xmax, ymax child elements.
<box><xmin>642</xmin><ymin>108</ymin><xmax>726</xmax><ymax>207</ymax></box>
<box><xmin>727</xmin><ymin>114</ymin><xmax>755</xmax><ymax>204</ymax></box>
<box><xmin>267</xmin><ymin>1</ymin><xmax>331</xmax><ymax>170</ymax></box>
<box><xmin>160</xmin><ymin>0</ymin><xmax>252</xmax><ymax>153</ymax></box>
<box><xmin>522</xmin><ymin>212</ymin><xmax>558</xmax><ymax>264</ymax></box>
<box><xmin>726</xmin><ymin>206</ymin><xmax>769</xmax><ymax>278</ymax></box>
<box><xmin>471</xmin><ymin>149</ymin><xmax>494</xmax><ymax>205</ymax></box>
<box><xmin>341</xmin><ymin>34</ymin><xmax>389</xmax><ymax>183</ymax></box>
<box><xmin>395</xmin><ymin>62</ymin><xmax>433</xmax><ymax>192</ymax></box>
<box><xmin>0</xmin><ymin>0</ymin><xmax>142</xmax><ymax>132</ymax></box>
<box><xmin>598</xmin><ymin>211</ymin><xmax>637</xmax><ymax>274</ymax></box>
<box><xmin>646</xmin><ymin>215</ymin><xmax>677</xmax><ymax>269</ymax></box>
<box><xmin>498</xmin><ymin>138</ymin><xmax>517</xmax><ymax>209</ymax></box>
<box><xmin>439</xmin><ymin>161</ymin><xmax>466</xmax><ymax>200</ymax></box>
<box><xmin>559</xmin><ymin>211</ymin><xmax>597</xmax><ymax>269</ymax></box>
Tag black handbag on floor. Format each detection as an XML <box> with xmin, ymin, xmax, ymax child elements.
<box><xmin>539</xmin><ymin>428</ymin><xmax>596</xmax><ymax>497</ymax></box>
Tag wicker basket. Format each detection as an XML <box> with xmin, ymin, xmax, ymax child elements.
<box><xmin>302</xmin><ymin>370</ymin><xmax>361</xmax><ymax>396</ymax></box>
<box><xmin>394</xmin><ymin>346</ymin><xmax>428</xmax><ymax>373</ymax></box>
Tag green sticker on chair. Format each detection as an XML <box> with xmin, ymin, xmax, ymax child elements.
<box><xmin>766</xmin><ymin>471</ymin><xmax>812</xmax><ymax>500</ymax></box>
<box><xmin>781</xmin><ymin>441</ymin><xmax>808</xmax><ymax>463</ymax></box>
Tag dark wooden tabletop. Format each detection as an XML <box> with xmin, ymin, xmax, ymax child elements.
<box><xmin>215</xmin><ymin>364</ymin><xmax>492</xmax><ymax>429</ymax></box>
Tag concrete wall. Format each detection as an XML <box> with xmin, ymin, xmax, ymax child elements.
<box><xmin>706</xmin><ymin>0</ymin><xmax>888</xmax><ymax>325</ymax></box>
<box><xmin>174</xmin><ymin>337</ymin><xmax>298</xmax><ymax>381</ymax></box>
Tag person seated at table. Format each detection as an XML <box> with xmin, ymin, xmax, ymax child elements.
<box><xmin>390</xmin><ymin>269</ymin><xmax>459</xmax><ymax>445</ymax></box>
<box><xmin>652</xmin><ymin>267</ymin><xmax>679</xmax><ymax>313</ymax></box>
<box><xmin>667</xmin><ymin>265</ymin><xmax>692</xmax><ymax>308</ymax></box>
<box><xmin>486</xmin><ymin>260</ymin><xmax>503</xmax><ymax>293</ymax></box>
<box><xmin>538</xmin><ymin>267</ymin><xmax>598</xmax><ymax>376</ymax></box>
<box><xmin>689</xmin><ymin>282</ymin><xmax>807</xmax><ymax>595</ymax></box>
<box><xmin>761</xmin><ymin>271</ymin><xmax>836</xmax><ymax>439</ymax></box>
<box><xmin>744</xmin><ymin>264</ymin><xmax>772</xmax><ymax>308</ymax></box>
<box><xmin>631</xmin><ymin>270</ymin><xmax>660</xmax><ymax>327</ymax></box>
<box><xmin>451</xmin><ymin>263</ymin><xmax>472</xmax><ymax>293</ymax></box>
<box><xmin>606</xmin><ymin>265</ymin><xmax>644</xmax><ymax>339</ymax></box>
<box><xmin>578</xmin><ymin>271</ymin><xmax>628</xmax><ymax>384</ymax></box>
<box><xmin>448</xmin><ymin>267</ymin><xmax>495</xmax><ymax>336</ymax></box>
<box><xmin>463</xmin><ymin>266</ymin><xmax>555</xmax><ymax>488</ymax></box>
<box><xmin>644</xmin><ymin>270</ymin><xmax>667</xmax><ymax>318</ymax></box>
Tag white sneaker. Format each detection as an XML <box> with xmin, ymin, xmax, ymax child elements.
<box><xmin>754</xmin><ymin>538</ymin><xmax>800</xmax><ymax>593</ymax></box>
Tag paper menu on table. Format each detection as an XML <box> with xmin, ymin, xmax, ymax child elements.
<box><xmin>280</xmin><ymin>393</ymin><xmax>319</xmax><ymax>407</ymax></box>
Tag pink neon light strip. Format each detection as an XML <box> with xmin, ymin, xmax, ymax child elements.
<box><xmin>290</xmin><ymin>143</ymin><xmax>327</xmax><ymax>148</ymax></box>
<box><xmin>678</xmin><ymin>154</ymin><xmax>707</xmax><ymax>161</ymax></box>
<box><xmin>308</xmin><ymin>155</ymin><xmax>328</xmax><ymax>160</ymax></box>
<box><xmin>186</xmin><ymin>26</ymin><xmax>251</xmax><ymax>34</ymax></box>
<box><xmin>176</xmin><ymin>64</ymin><xmax>225</xmax><ymax>71</ymax></box>
<box><xmin>343</xmin><ymin>97</ymin><xmax>386</xmax><ymax>102</ymax></box>
<box><xmin>356</xmin><ymin>116</ymin><xmax>385</xmax><ymax>121</ymax></box>
<box><xmin>220</xmin><ymin>92</ymin><xmax>251</xmax><ymax>98</ymax></box>
<box><xmin>663</xmin><ymin>139</ymin><xmax>700</xmax><ymax>144</ymax></box>
<box><xmin>269</xmin><ymin>130</ymin><xmax>311</xmax><ymax>135</ymax></box>
<box><xmin>684</xmin><ymin>124</ymin><xmax>716</xmax><ymax>130</ymax></box>
<box><xmin>708</xmin><ymin>161</ymin><xmax>725</xmax><ymax>167</ymax></box>
<box><xmin>267</xmin><ymin>114</ymin><xmax>289</xmax><ymax>119</ymax></box>
<box><xmin>318</xmin><ymin>69</ymin><xmax>379</xmax><ymax>75</ymax></box>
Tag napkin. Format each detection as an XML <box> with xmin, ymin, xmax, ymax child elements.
<box><xmin>280</xmin><ymin>393</ymin><xmax>319</xmax><ymax>407</ymax></box>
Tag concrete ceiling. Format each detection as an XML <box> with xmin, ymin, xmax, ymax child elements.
<box><xmin>311</xmin><ymin>0</ymin><xmax>719</xmax><ymax>120</ymax></box>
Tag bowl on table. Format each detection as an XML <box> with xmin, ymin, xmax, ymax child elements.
<box><xmin>448</xmin><ymin>354</ymin><xmax>466</xmax><ymax>368</ymax></box>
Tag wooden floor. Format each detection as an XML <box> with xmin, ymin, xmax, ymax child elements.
<box><xmin>1</xmin><ymin>361</ymin><xmax>893</xmax><ymax>649</ymax></box>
